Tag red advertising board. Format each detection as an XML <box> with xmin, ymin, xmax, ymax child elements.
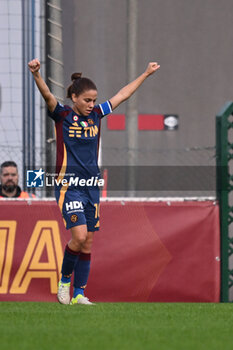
<box><xmin>0</xmin><ymin>199</ymin><xmax>220</xmax><ymax>302</ymax></box>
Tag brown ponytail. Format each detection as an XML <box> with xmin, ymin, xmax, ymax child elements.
<box><xmin>71</xmin><ymin>72</ymin><xmax>82</xmax><ymax>81</ymax></box>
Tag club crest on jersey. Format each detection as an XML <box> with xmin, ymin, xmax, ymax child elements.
<box><xmin>73</xmin><ymin>115</ymin><xmax>79</xmax><ymax>122</ymax></box>
<box><xmin>88</xmin><ymin>118</ymin><xmax>94</xmax><ymax>125</ymax></box>
<box><xmin>80</xmin><ymin>121</ymin><xmax>88</xmax><ymax>127</ymax></box>
<box><xmin>70</xmin><ymin>214</ymin><xmax>78</xmax><ymax>223</ymax></box>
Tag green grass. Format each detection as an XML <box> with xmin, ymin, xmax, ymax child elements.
<box><xmin>0</xmin><ymin>302</ymin><xmax>233</xmax><ymax>350</ymax></box>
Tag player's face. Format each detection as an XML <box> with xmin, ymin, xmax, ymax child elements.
<box><xmin>0</xmin><ymin>166</ymin><xmax>19</xmax><ymax>193</ymax></box>
<box><xmin>72</xmin><ymin>89</ymin><xmax>98</xmax><ymax>116</ymax></box>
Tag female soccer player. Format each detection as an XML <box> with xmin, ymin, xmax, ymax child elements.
<box><xmin>28</xmin><ymin>58</ymin><xmax>160</xmax><ymax>305</ymax></box>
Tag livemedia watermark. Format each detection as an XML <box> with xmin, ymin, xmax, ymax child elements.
<box><xmin>26</xmin><ymin>165</ymin><xmax>224</xmax><ymax>191</ymax></box>
<box><xmin>26</xmin><ymin>168</ymin><xmax>104</xmax><ymax>188</ymax></box>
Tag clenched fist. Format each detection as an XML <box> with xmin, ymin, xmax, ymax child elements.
<box><xmin>145</xmin><ymin>62</ymin><xmax>160</xmax><ymax>76</ymax></box>
<box><xmin>28</xmin><ymin>58</ymin><xmax>40</xmax><ymax>73</ymax></box>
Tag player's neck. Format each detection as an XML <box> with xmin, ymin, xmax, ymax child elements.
<box><xmin>72</xmin><ymin>105</ymin><xmax>81</xmax><ymax>116</ymax></box>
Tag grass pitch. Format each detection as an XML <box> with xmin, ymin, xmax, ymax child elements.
<box><xmin>0</xmin><ymin>302</ymin><xmax>233</xmax><ymax>350</ymax></box>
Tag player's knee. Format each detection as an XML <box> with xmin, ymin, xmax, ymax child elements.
<box><xmin>73</xmin><ymin>232</ymin><xmax>87</xmax><ymax>246</ymax></box>
<box><xmin>71</xmin><ymin>225</ymin><xmax>88</xmax><ymax>247</ymax></box>
<box><xmin>78</xmin><ymin>234</ymin><xmax>88</xmax><ymax>245</ymax></box>
<box><xmin>82</xmin><ymin>236</ymin><xmax>93</xmax><ymax>251</ymax></box>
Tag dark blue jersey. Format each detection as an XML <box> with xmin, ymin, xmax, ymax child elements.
<box><xmin>49</xmin><ymin>101</ymin><xmax>112</xmax><ymax>181</ymax></box>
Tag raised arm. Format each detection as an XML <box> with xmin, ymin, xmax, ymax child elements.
<box><xmin>28</xmin><ymin>58</ymin><xmax>57</xmax><ymax>113</ymax></box>
<box><xmin>109</xmin><ymin>62</ymin><xmax>160</xmax><ymax>111</ymax></box>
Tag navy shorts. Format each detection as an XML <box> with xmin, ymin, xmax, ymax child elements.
<box><xmin>55</xmin><ymin>186</ymin><xmax>100</xmax><ymax>231</ymax></box>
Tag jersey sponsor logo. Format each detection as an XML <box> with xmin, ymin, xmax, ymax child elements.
<box><xmin>73</xmin><ymin>115</ymin><xmax>79</xmax><ymax>122</ymax></box>
<box><xmin>65</xmin><ymin>201</ymin><xmax>84</xmax><ymax>212</ymax></box>
<box><xmin>69</xmin><ymin>122</ymin><xmax>82</xmax><ymax>138</ymax></box>
<box><xmin>69</xmin><ymin>124</ymin><xmax>98</xmax><ymax>138</ymax></box>
<box><xmin>70</xmin><ymin>214</ymin><xmax>78</xmax><ymax>223</ymax></box>
<box><xmin>88</xmin><ymin>118</ymin><xmax>94</xmax><ymax>125</ymax></box>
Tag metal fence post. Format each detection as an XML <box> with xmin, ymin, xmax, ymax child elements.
<box><xmin>45</xmin><ymin>0</ymin><xmax>64</xmax><ymax>196</ymax></box>
<box><xmin>216</xmin><ymin>101</ymin><xmax>233</xmax><ymax>302</ymax></box>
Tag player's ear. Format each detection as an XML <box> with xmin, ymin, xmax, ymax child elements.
<box><xmin>71</xmin><ymin>93</ymin><xmax>77</xmax><ymax>102</ymax></box>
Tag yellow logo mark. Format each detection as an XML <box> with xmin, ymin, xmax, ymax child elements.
<box><xmin>69</xmin><ymin>125</ymin><xmax>98</xmax><ymax>138</ymax></box>
<box><xmin>0</xmin><ymin>221</ymin><xmax>17</xmax><ymax>293</ymax></box>
<box><xmin>69</xmin><ymin>124</ymin><xmax>82</xmax><ymax>138</ymax></box>
<box><xmin>84</xmin><ymin>125</ymin><xmax>98</xmax><ymax>138</ymax></box>
<box><xmin>10</xmin><ymin>221</ymin><xmax>63</xmax><ymax>294</ymax></box>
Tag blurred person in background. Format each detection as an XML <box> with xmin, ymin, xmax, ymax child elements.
<box><xmin>0</xmin><ymin>161</ymin><xmax>35</xmax><ymax>198</ymax></box>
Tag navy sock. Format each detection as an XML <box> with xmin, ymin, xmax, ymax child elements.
<box><xmin>61</xmin><ymin>245</ymin><xmax>80</xmax><ymax>283</ymax></box>
<box><xmin>73</xmin><ymin>252</ymin><xmax>91</xmax><ymax>297</ymax></box>
<box><xmin>73</xmin><ymin>287</ymin><xmax>85</xmax><ymax>297</ymax></box>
